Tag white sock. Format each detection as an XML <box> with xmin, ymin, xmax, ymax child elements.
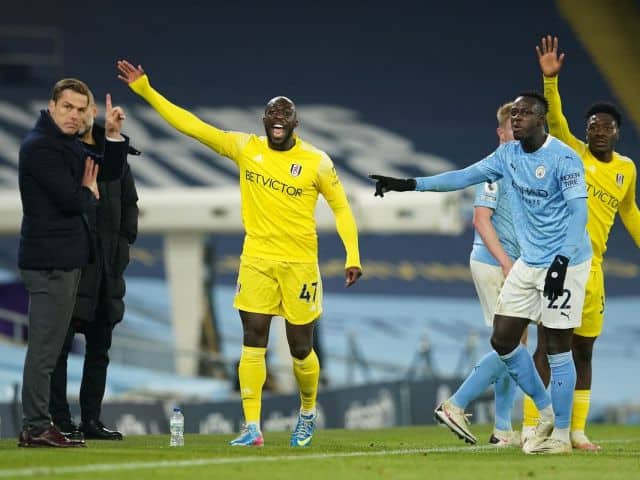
<box><xmin>540</xmin><ymin>405</ymin><xmax>554</xmax><ymax>422</ymax></box>
<box><xmin>551</xmin><ymin>427</ymin><xmax>570</xmax><ymax>443</ymax></box>
<box><xmin>571</xmin><ymin>430</ymin><xmax>588</xmax><ymax>442</ymax></box>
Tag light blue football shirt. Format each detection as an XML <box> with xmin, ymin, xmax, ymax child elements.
<box><xmin>477</xmin><ymin>135</ymin><xmax>592</xmax><ymax>267</ymax></box>
<box><xmin>470</xmin><ymin>179</ymin><xmax>521</xmax><ymax>266</ymax></box>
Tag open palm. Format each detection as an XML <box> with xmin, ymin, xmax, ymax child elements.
<box><xmin>117</xmin><ymin>59</ymin><xmax>145</xmax><ymax>84</ymax></box>
<box><xmin>536</xmin><ymin>35</ymin><xmax>565</xmax><ymax>77</ymax></box>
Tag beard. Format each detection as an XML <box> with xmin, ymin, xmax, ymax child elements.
<box><xmin>78</xmin><ymin>118</ymin><xmax>94</xmax><ymax>138</ymax></box>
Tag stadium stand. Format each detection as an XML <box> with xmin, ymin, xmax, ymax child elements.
<box><xmin>0</xmin><ymin>0</ymin><xmax>638</xmax><ymax>432</ymax></box>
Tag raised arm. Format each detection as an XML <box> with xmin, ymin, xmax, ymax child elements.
<box><xmin>116</xmin><ymin>60</ymin><xmax>247</xmax><ymax>159</ymax></box>
<box><xmin>105</xmin><ymin>93</ymin><xmax>125</xmax><ymax>141</ymax></box>
<box><xmin>537</xmin><ymin>35</ymin><xmax>584</xmax><ymax>153</ymax></box>
<box><xmin>99</xmin><ymin>94</ymin><xmax>128</xmax><ymax>182</ymax></box>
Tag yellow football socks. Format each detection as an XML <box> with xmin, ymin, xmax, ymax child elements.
<box><xmin>522</xmin><ymin>395</ymin><xmax>540</xmax><ymax>427</ymax></box>
<box><xmin>238</xmin><ymin>345</ymin><xmax>267</xmax><ymax>424</ymax></box>
<box><xmin>523</xmin><ymin>389</ymin><xmax>592</xmax><ymax>433</ymax></box>
<box><xmin>571</xmin><ymin>389</ymin><xmax>591</xmax><ymax>432</ymax></box>
<box><xmin>293</xmin><ymin>349</ymin><xmax>320</xmax><ymax>413</ymax></box>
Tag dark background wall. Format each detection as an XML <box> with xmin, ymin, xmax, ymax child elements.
<box><xmin>2</xmin><ymin>0</ymin><xmax>639</xmax><ymax>297</ymax></box>
<box><xmin>1</xmin><ymin>1</ymin><xmax>638</xmax><ymax>404</ymax></box>
<box><xmin>3</xmin><ymin>0</ymin><xmax>639</xmax><ymax>163</ymax></box>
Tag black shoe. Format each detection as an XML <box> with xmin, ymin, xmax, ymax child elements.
<box><xmin>79</xmin><ymin>419</ymin><xmax>123</xmax><ymax>440</ymax></box>
<box><xmin>56</xmin><ymin>421</ymin><xmax>85</xmax><ymax>444</ymax></box>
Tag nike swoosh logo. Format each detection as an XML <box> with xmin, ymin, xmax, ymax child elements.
<box><xmin>295</xmin><ymin>436</ymin><xmax>312</xmax><ymax>446</ymax></box>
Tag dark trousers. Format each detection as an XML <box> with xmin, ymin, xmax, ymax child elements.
<box><xmin>20</xmin><ymin>268</ymin><xmax>81</xmax><ymax>432</ymax></box>
<box><xmin>49</xmin><ymin>290</ymin><xmax>114</xmax><ymax>425</ymax></box>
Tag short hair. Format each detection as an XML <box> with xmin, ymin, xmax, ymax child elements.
<box><xmin>516</xmin><ymin>91</ymin><xmax>549</xmax><ymax>115</ymax></box>
<box><xmin>50</xmin><ymin>78</ymin><xmax>91</xmax><ymax>104</ymax></box>
<box><xmin>85</xmin><ymin>87</ymin><xmax>95</xmax><ymax>107</ymax></box>
<box><xmin>585</xmin><ymin>102</ymin><xmax>622</xmax><ymax>128</ymax></box>
<box><xmin>496</xmin><ymin>102</ymin><xmax>513</xmax><ymax>127</ymax></box>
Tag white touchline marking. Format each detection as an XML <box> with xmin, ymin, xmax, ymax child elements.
<box><xmin>0</xmin><ymin>446</ymin><xmax>494</xmax><ymax>478</ymax></box>
<box><xmin>0</xmin><ymin>440</ymin><xmax>636</xmax><ymax>478</ymax></box>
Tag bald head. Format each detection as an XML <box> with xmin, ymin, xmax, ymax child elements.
<box><xmin>266</xmin><ymin>96</ymin><xmax>296</xmax><ymax>111</ymax></box>
<box><xmin>263</xmin><ymin>96</ymin><xmax>299</xmax><ymax>150</ymax></box>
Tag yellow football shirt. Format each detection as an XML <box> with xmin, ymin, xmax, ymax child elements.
<box><xmin>544</xmin><ymin>75</ymin><xmax>640</xmax><ymax>267</ymax></box>
<box><xmin>129</xmin><ymin>75</ymin><xmax>361</xmax><ymax>268</ymax></box>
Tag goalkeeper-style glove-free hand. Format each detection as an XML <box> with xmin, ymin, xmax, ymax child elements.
<box><xmin>543</xmin><ymin>254</ymin><xmax>569</xmax><ymax>301</ymax></box>
<box><xmin>368</xmin><ymin>175</ymin><xmax>416</xmax><ymax>197</ymax></box>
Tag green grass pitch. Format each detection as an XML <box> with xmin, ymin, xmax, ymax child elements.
<box><xmin>0</xmin><ymin>424</ymin><xmax>638</xmax><ymax>479</ymax></box>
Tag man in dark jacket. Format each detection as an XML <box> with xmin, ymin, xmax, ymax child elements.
<box><xmin>49</xmin><ymin>88</ymin><xmax>139</xmax><ymax>441</ymax></box>
<box><xmin>17</xmin><ymin>78</ymin><xmax>126</xmax><ymax>447</ymax></box>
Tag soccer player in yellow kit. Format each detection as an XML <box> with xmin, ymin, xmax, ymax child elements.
<box><xmin>116</xmin><ymin>60</ymin><xmax>362</xmax><ymax>447</ymax></box>
<box><xmin>522</xmin><ymin>36</ymin><xmax>640</xmax><ymax>450</ymax></box>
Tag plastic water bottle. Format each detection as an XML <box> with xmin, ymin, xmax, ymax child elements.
<box><xmin>169</xmin><ymin>407</ymin><xmax>184</xmax><ymax>446</ymax></box>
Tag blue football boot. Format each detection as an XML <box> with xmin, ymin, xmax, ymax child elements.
<box><xmin>230</xmin><ymin>424</ymin><xmax>264</xmax><ymax>447</ymax></box>
<box><xmin>290</xmin><ymin>412</ymin><xmax>317</xmax><ymax>447</ymax></box>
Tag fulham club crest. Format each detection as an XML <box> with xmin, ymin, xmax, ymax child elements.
<box><xmin>290</xmin><ymin>164</ymin><xmax>302</xmax><ymax>177</ymax></box>
<box><xmin>616</xmin><ymin>173</ymin><xmax>624</xmax><ymax>187</ymax></box>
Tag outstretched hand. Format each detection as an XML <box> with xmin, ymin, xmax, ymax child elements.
<box><xmin>536</xmin><ymin>35</ymin><xmax>565</xmax><ymax>77</ymax></box>
<box><xmin>117</xmin><ymin>59</ymin><xmax>145</xmax><ymax>84</ymax></box>
<box><xmin>368</xmin><ymin>174</ymin><xmax>416</xmax><ymax>198</ymax></box>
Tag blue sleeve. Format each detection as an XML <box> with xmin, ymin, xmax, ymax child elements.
<box><xmin>415</xmin><ymin>160</ymin><xmax>497</xmax><ymax>192</ymax></box>
<box><xmin>416</xmin><ymin>144</ymin><xmax>506</xmax><ymax>192</ymax></box>
<box><xmin>474</xmin><ymin>181</ymin><xmax>500</xmax><ymax>209</ymax></box>
<box><xmin>558</xmin><ymin>197</ymin><xmax>588</xmax><ymax>258</ymax></box>
<box><xmin>415</xmin><ymin>146</ymin><xmax>506</xmax><ymax>192</ymax></box>
<box><xmin>557</xmin><ymin>152</ymin><xmax>587</xmax><ymax>201</ymax></box>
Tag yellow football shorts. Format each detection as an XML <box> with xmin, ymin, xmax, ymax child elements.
<box><xmin>233</xmin><ymin>255</ymin><xmax>323</xmax><ymax>325</ymax></box>
<box><xmin>574</xmin><ymin>267</ymin><xmax>605</xmax><ymax>338</ymax></box>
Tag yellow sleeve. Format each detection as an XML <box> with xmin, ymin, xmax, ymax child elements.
<box><xmin>317</xmin><ymin>154</ymin><xmax>361</xmax><ymax>269</ymax></box>
<box><xmin>129</xmin><ymin>75</ymin><xmax>250</xmax><ymax>161</ymax></box>
<box><xmin>543</xmin><ymin>76</ymin><xmax>586</xmax><ymax>154</ymax></box>
<box><xmin>618</xmin><ymin>163</ymin><xmax>640</xmax><ymax>248</ymax></box>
